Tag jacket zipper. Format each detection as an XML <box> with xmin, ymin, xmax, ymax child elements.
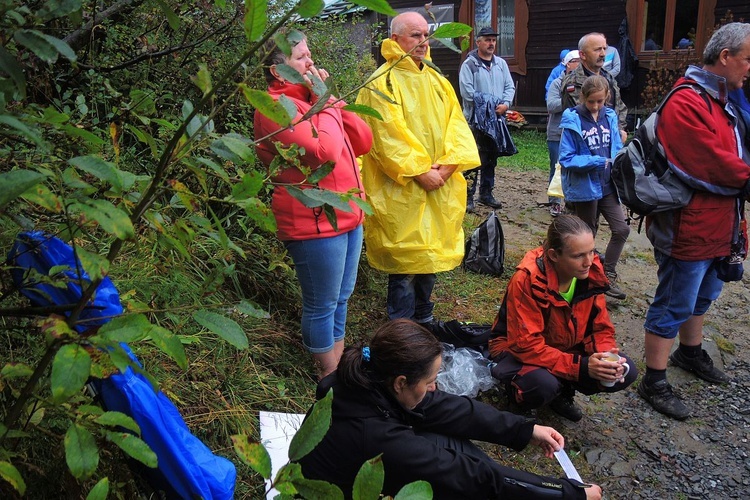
<box><xmin>313</xmin><ymin>206</ymin><xmax>322</xmax><ymax>234</ymax></box>
<box><xmin>503</xmin><ymin>477</ymin><xmax>564</xmax><ymax>498</ymax></box>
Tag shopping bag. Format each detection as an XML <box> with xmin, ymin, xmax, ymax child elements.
<box><xmin>547</xmin><ymin>163</ymin><xmax>564</xmax><ymax>199</ymax></box>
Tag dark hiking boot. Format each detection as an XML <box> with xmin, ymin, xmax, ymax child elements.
<box><xmin>479</xmin><ymin>195</ymin><xmax>502</xmax><ymax>209</ymax></box>
<box><xmin>637</xmin><ymin>379</ymin><xmax>691</xmax><ymax>420</ymax></box>
<box><xmin>670</xmin><ymin>349</ymin><xmax>730</xmax><ymax>384</ymax></box>
<box><xmin>466</xmin><ymin>197</ymin><xmax>475</xmax><ymax>213</ymax></box>
<box><xmin>503</xmin><ymin>385</ymin><xmax>538</xmax><ymax>419</ymax></box>
<box><xmin>605</xmin><ymin>272</ymin><xmax>627</xmax><ymax>300</ymax></box>
<box><xmin>549</xmin><ymin>387</ymin><xmax>583</xmax><ymax>422</ymax></box>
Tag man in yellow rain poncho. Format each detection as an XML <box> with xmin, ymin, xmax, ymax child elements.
<box><xmin>356</xmin><ymin>12</ymin><xmax>480</xmax><ymax>326</ymax></box>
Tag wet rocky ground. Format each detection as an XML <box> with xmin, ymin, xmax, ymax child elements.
<box><xmin>475</xmin><ymin>167</ymin><xmax>750</xmax><ymax>499</ymax></box>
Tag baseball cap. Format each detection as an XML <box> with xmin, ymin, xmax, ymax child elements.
<box><xmin>476</xmin><ymin>27</ymin><xmax>500</xmax><ymax>38</ymax></box>
<box><xmin>560</xmin><ymin>49</ymin><xmax>571</xmax><ymax>61</ymax></box>
<box><xmin>563</xmin><ymin>50</ymin><xmax>580</xmax><ymax>65</ymax></box>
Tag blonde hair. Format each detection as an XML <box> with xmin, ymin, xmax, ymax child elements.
<box><xmin>259</xmin><ymin>29</ymin><xmax>306</xmax><ymax>85</ymax></box>
<box><xmin>580</xmin><ymin>74</ymin><xmax>609</xmax><ymax>100</ymax></box>
<box><xmin>543</xmin><ymin>215</ymin><xmax>593</xmax><ymax>254</ymax></box>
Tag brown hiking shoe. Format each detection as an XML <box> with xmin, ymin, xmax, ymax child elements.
<box><xmin>605</xmin><ymin>272</ymin><xmax>626</xmax><ymax>300</ymax></box>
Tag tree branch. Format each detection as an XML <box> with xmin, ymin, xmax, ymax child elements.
<box><xmin>63</xmin><ymin>0</ymin><xmax>145</xmax><ymax>52</ymax></box>
<box><xmin>77</xmin><ymin>17</ymin><xmax>235</xmax><ymax>73</ymax></box>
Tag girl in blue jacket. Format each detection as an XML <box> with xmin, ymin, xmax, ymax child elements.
<box><xmin>559</xmin><ymin>75</ymin><xmax>629</xmax><ymax>300</ymax></box>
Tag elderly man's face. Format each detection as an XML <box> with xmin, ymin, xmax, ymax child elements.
<box><xmin>392</xmin><ymin>15</ymin><xmax>429</xmax><ymax>62</ymax></box>
<box><xmin>580</xmin><ymin>35</ymin><xmax>607</xmax><ymax>72</ymax></box>
<box><xmin>477</xmin><ymin>36</ymin><xmax>497</xmax><ymax>59</ymax></box>
<box><xmin>722</xmin><ymin>36</ymin><xmax>750</xmax><ymax>90</ymax></box>
<box><xmin>565</xmin><ymin>58</ymin><xmax>580</xmax><ymax>73</ymax></box>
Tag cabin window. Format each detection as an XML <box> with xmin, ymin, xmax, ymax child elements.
<box><xmin>473</xmin><ymin>0</ymin><xmax>515</xmax><ymax>57</ymax></box>
<box><xmin>497</xmin><ymin>0</ymin><xmax>515</xmax><ymax>57</ymax></box>
<box><xmin>471</xmin><ymin>0</ymin><xmax>528</xmax><ymax>74</ymax></box>
<box><xmin>474</xmin><ymin>0</ymin><xmax>492</xmax><ymax>30</ymax></box>
<box><xmin>628</xmin><ymin>0</ymin><xmax>716</xmax><ymax>58</ymax></box>
<box><xmin>640</xmin><ymin>0</ymin><xmax>699</xmax><ymax>51</ymax></box>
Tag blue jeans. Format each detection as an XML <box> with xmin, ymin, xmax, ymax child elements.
<box><xmin>387</xmin><ymin>274</ymin><xmax>436</xmax><ymax>324</ymax></box>
<box><xmin>547</xmin><ymin>140</ymin><xmax>561</xmax><ymax>204</ymax></box>
<box><xmin>284</xmin><ymin>225</ymin><xmax>363</xmax><ymax>353</ymax></box>
<box><xmin>644</xmin><ymin>250</ymin><xmax>724</xmax><ymax>339</ymax></box>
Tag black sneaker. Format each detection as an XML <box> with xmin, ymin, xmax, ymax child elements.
<box><xmin>605</xmin><ymin>272</ymin><xmax>626</xmax><ymax>300</ymax></box>
<box><xmin>637</xmin><ymin>379</ymin><xmax>690</xmax><ymax>420</ymax></box>
<box><xmin>670</xmin><ymin>349</ymin><xmax>730</xmax><ymax>384</ymax></box>
<box><xmin>549</xmin><ymin>392</ymin><xmax>583</xmax><ymax>422</ymax></box>
<box><xmin>479</xmin><ymin>195</ymin><xmax>502</xmax><ymax>209</ymax></box>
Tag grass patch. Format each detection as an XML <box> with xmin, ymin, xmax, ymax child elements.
<box><xmin>712</xmin><ymin>334</ymin><xmax>736</xmax><ymax>355</ymax></box>
<box><xmin>501</xmin><ymin>129</ymin><xmax>549</xmax><ymax>171</ymax></box>
<box><xmin>627</xmin><ymin>249</ymin><xmax>657</xmax><ymax>264</ymax></box>
<box><xmin>433</xmin><ymin>267</ymin><xmax>506</xmax><ymax>324</ymax></box>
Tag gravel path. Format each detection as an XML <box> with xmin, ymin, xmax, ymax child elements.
<box><xmin>475</xmin><ymin>167</ymin><xmax>750</xmax><ymax>498</ymax></box>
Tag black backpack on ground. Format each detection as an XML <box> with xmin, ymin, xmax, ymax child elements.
<box><xmin>464</xmin><ymin>211</ymin><xmax>505</xmax><ymax>276</ymax></box>
<box><xmin>428</xmin><ymin>320</ymin><xmax>494</xmax><ymax>357</ymax></box>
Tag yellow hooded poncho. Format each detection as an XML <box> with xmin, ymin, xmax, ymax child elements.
<box><xmin>356</xmin><ymin>39</ymin><xmax>480</xmax><ymax>274</ymax></box>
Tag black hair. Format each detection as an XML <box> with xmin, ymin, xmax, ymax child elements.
<box><xmin>338</xmin><ymin>319</ymin><xmax>443</xmax><ymax>391</ymax></box>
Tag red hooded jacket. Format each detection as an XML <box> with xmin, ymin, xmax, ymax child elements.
<box><xmin>489</xmin><ymin>247</ymin><xmax>618</xmax><ymax>381</ymax></box>
<box><xmin>254</xmin><ymin>82</ymin><xmax>372</xmax><ymax>241</ymax></box>
<box><xmin>647</xmin><ymin>72</ymin><xmax>750</xmax><ymax>260</ymax></box>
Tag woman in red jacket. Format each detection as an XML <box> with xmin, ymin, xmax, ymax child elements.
<box><xmin>254</xmin><ymin>33</ymin><xmax>373</xmax><ymax>379</ymax></box>
<box><xmin>489</xmin><ymin>215</ymin><xmax>637</xmax><ymax>421</ymax></box>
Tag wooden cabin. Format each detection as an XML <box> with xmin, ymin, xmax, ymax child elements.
<box><xmin>371</xmin><ymin>0</ymin><xmax>750</xmax><ymax>127</ymax></box>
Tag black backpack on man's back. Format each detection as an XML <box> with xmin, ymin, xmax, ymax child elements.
<box><xmin>611</xmin><ymin>84</ymin><xmax>710</xmax><ymax>217</ymax></box>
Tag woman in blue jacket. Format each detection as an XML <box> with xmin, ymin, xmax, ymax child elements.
<box><xmin>559</xmin><ymin>75</ymin><xmax>629</xmax><ymax>300</ymax></box>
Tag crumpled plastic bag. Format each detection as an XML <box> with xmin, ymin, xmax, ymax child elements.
<box><xmin>437</xmin><ymin>344</ymin><xmax>497</xmax><ymax>398</ymax></box>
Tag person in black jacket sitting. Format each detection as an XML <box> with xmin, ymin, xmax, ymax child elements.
<box><xmin>298</xmin><ymin>319</ymin><xmax>602</xmax><ymax>499</ymax></box>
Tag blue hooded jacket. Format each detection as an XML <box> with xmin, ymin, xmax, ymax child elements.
<box><xmin>558</xmin><ymin>106</ymin><xmax>623</xmax><ymax>202</ymax></box>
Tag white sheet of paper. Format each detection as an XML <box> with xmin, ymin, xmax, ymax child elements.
<box><xmin>554</xmin><ymin>448</ymin><xmax>583</xmax><ymax>483</ymax></box>
<box><xmin>259</xmin><ymin>411</ymin><xmax>306</xmax><ymax>500</ymax></box>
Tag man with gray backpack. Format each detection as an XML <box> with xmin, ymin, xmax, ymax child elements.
<box><xmin>635</xmin><ymin>23</ymin><xmax>750</xmax><ymax>420</ymax></box>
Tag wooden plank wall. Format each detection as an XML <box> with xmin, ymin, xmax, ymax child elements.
<box><xmin>714</xmin><ymin>2</ymin><xmax>750</xmax><ymax>23</ymax></box>
<box><xmin>515</xmin><ymin>0</ymin><xmax>628</xmax><ymax>111</ymax></box>
<box><xmin>372</xmin><ymin>0</ymin><xmax>463</xmax><ymax>90</ymax></box>
<box><xmin>366</xmin><ymin>0</ymin><xmax>749</xmax><ymax>120</ymax></box>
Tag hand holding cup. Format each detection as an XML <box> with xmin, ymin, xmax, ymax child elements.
<box><xmin>597</xmin><ymin>351</ymin><xmax>629</xmax><ymax>387</ymax></box>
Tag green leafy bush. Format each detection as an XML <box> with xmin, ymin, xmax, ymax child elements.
<box><xmin>0</xmin><ymin>0</ymin><xmax>473</xmax><ymax>497</ymax></box>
